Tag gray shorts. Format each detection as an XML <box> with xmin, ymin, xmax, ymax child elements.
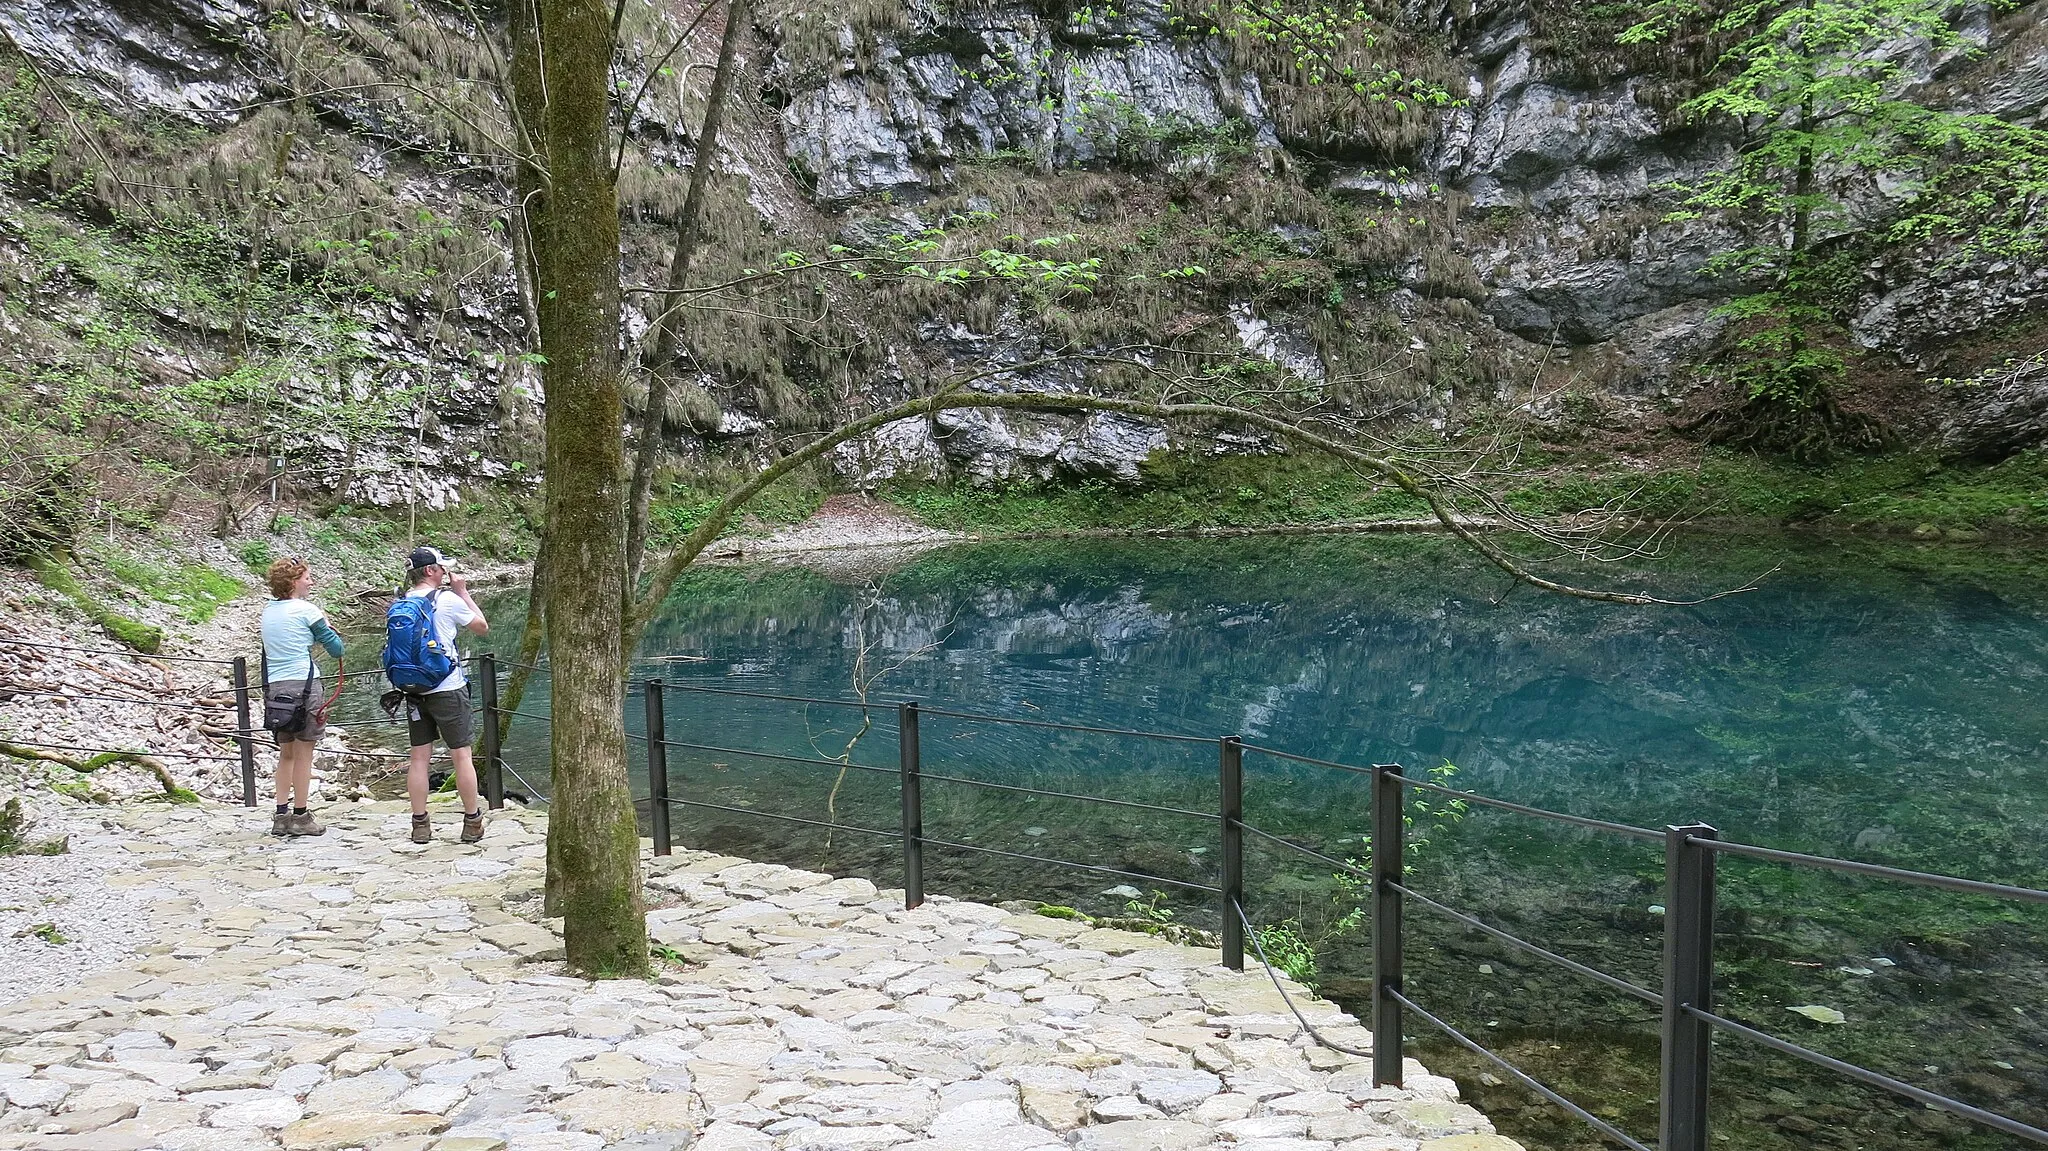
<box><xmin>264</xmin><ymin>681</ymin><xmax>327</xmax><ymax>745</ymax></box>
<box><xmin>406</xmin><ymin>689</ymin><xmax>475</xmax><ymax>750</ymax></box>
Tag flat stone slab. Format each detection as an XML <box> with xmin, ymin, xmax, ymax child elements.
<box><xmin>0</xmin><ymin>802</ymin><xmax>1518</xmax><ymax>1151</ymax></box>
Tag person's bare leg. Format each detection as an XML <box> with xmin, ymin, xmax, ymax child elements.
<box><xmin>292</xmin><ymin>742</ymin><xmax>315</xmax><ymax>808</ymax></box>
<box><xmin>448</xmin><ymin>746</ymin><xmax>481</xmax><ymax>814</ymax></box>
<box><xmin>451</xmin><ymin>746</ymin><xmax>485</xmax><ymax>841</ymax></box>
<box><xmin>283</xmin><ymin>743</ymin><xmax>326</xmax><ymax>834</ymax></box>
<box><xmin>407</xmin><ymin>745</ymin><xmax>433</xmax><ymax>814</ymax></box>
<box><xmin>407</xmin><ymin>744</ymin><xmax>435</xmax><ymax>842</ymax></box>
<box><xmin>270</xmin><ymin>744</ymin><xmax>291</xmax><ymax>833</ymax></box>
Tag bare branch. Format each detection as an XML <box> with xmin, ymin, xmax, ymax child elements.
<box><xmin>628</xmin><ymin>387</ymin><xmax>1758</xmax><ymax>646</ymax></box>
<box><xmin>611</xmin><ymin>0</ymin><xmax>723</xmax><ymax>180</ymax></box>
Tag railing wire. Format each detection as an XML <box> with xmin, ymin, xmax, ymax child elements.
<box><xmin>1690</xmin><ymin>1006</ymin><xmax>2048</xmax><ymax>1145</ymax></box>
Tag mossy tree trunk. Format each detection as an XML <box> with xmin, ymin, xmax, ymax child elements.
<box><xmin>512</xmin><ymin>0</ymin><xmax>648</xmax><ymax>977</ymax></box>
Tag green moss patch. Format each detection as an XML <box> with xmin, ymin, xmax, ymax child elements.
<box><xmin>94</xmin><ymin>547</ymin><xmax>244</xmax><ymax>624</ymax></box>
<box><xmin>872</xmin><ymin>446</ymin><xmax>2048</xmax><ymax>540</ymax></box>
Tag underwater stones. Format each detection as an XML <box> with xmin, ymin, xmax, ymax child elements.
<box><xmin>1115</xmin><ymin>840</ymin><xmax>1208</xmax><ymax>887</ymax></box>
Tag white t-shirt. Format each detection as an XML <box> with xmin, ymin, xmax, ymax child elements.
<box><xmin>406</xmin><ymin>587</ymin><xmax>477</xmax><ymax>694</ymax></box>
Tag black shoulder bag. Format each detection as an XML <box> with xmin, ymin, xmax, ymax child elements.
<box><xmin>263</xmin><ymin>660</ymin><xmax>319</xmax><ymax>736</ymax></box>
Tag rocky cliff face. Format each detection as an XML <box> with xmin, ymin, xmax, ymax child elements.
<box><xmin>2</xmin><ymin>0</ymin><xmax>2045</xmax><ymax>509</ymax></box>
<box><xmin>758</xmin><ymin>0</ymin><xmax>2048</xmax><ymax>469</ymax></box>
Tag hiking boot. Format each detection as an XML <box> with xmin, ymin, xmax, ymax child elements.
<box><xmin>410</xmin><ymin>814</ymin><xmax>432</xmax><ymax>844</ymax></box>
<box><xmin>285</xmin><ymin>810</ymin><xmax>326</xmax><ymax>837</ymax></box>
<box><xmin>270</xmin><ymin>810</ymin><xmax>290</xmax><ymax>837</ymax></box>
<box><xmin>460</xmin><ymin>812</ymin><xmax>486</xmax><ymax>844</ymax></box>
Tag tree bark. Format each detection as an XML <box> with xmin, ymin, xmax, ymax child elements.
<box><xmin>513</xmin><ymin>0</ymin><xmax>648</xmax><ymax>977</ymax></box>
<box><xmin>622</xmin><ymin>0</ymin><xmax>751</xmax><ymax>597</ymax></box>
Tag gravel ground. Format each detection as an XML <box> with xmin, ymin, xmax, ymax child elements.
<box><xmin>0</xmin><ymin>502</ymin><xmax>935</xmax><ymax>1013</ymax></box>
<box><xmin>0</xmin><ymin>792</ymin><xmax>164</xmax><ymax>1004</ymax></box>
<box><xmin>740</xmin><ymin>495</ymin><xmax>961</xmax><ymax>555</ymax></box>
<box><xmin>0</xmin><ymin>559</ymin><xmax>366</xmax><ymax>1004</ymax></box>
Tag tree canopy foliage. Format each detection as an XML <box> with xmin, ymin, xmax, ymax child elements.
<box><xmin>1624</xmin><ymin>0</ymin><xmax>2048</xmax><ymax>457</ymax></box>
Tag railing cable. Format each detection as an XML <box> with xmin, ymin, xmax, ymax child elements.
<box><xmin>1388</xmin><ymin>987</ymin><xmax>1654</xmax><ymax>1151</ymax></box>
<box><xmin>1697</xmin><ymin>837</ymin><xmax>2048</xmax><ymax>905</ymax></box>
<box><xmin>1394</xmin><ymin>772</ymin><xmax>1663</xmax><ymax>842</ymax></box>
<box><xmin>1238</xmin><ymin>822</ymin><xmax>1369</xmax><ymax>879</ymax></box>
<box><xmin>651</xmin><ymin>681</ymin><xmax>883</xmax><ymax>710</ymax></box>
<box><xmin>1231</xmin><ymin>898</ymin><xmax>1372</xmax><ymax>1059</ymax></box>
<box><xmin>921</xmin><ymin>836</ymin><xmax>1219</xmax><ymax>894</ymax></box>
<box><xmin>1388</xmin><ymin>881</ymin><xmax>1662</xmax><ymax>1007</ymax></box>
<box><xmin>0</xmin><ymin>639</ymin><xmax>233</xmax><ymax>665</ymax></box>
<box><xmin>657</xmin><ymin>737</ymin><xmax>893</xmax><ymax>774</ymax></box>
<box><xmin>1</xmin><ymin>686</ymin><xmax>238</xmax><ymax>713</ymax></box>
<box><xmin>916</xmin><ymin>706</ymin><xmax>1215</xmax><ymax>744</ymax></box>
<box><xmin>1689</xmin><ymin>1006</ymin><xmax>2048</xmax><ymax>1145</ymax></box>
<box><xmin>916</xmin><ymin>770</ymin><xmax>1219</xmax><ymax>821</ymax></box>
<box><xmin>666</xmin><ymin>796</ymin><xmax>896</xmax><ymax>839</ymax></box>
<box><xmin>0</xmin><ymin>736</ymin><xmax>245</xmax><ymax>765</ymax></box>
<box><xmin>498</xmin><ymin>758</ymin><xmax>551</xmax><ymax>804</ymax></box>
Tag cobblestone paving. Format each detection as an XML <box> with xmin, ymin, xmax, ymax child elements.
<box><xmin>0</xmin><ymin>803</ymin><xmax>1521</xmax><ymax>1151</ymax></box>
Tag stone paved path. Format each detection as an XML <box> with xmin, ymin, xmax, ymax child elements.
<box><xmin>0</xmin><ymin>802</ymin><xmax>1520</xmax><ymax>1151</ymax></box>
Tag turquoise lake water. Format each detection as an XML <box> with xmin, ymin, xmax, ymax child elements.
<box><xmin>478</xmin><ymin>533</ymin><xmax>2047</xmax><ymax>1151</ymax></box>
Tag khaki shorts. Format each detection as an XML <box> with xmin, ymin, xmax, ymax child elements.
<box><xmin>264</xmin><ymin>681</ymin><xmax>327</xmax><ymax>745</ymax></box>
<box><xmin>405</xmin><ymin>689</ymin><xmax>475</xmax><ymax>750</ymax></box>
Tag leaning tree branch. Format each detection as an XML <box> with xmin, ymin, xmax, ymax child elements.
<box><xmin>627</xmin><ymin>390</ymin><xmax>1761</xmax><ymax>647</ymax></box>
<box><xmin>623</xmin><ymin>0</ymin><xmax>752</xmax><ymax>598</ymax></box>
<box><xmin>0</xmin><ymin>743</ymin><xmax>199</xmax><ymax>803</ymax></box>
<box><xmin>610</xmin><ymin>0</ymin><xmax>724</xmax><ymax>180</ymax></box>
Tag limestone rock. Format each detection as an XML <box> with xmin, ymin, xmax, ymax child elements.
<box><xmin>279</xmin><ymin>1112</ymin><xmax>451</xmax><ymax>1150</ymax></box>
<box><xmin>1940</xmin><ymin>353</ymin><xmax>2048</xmax><ymax>461</ymax></box>
<box><xmin>476</xmin><ymin>922</ymin><xmax>564</xmax><ymax>962</ymax></box>
<box><xmin>1019</xmin><ymin>1086</ymin><xmax>1088</xmax><ymax>1130</ymax></box>
<box><xmin>550</xmin><ymin>1086</ymin><xmax>704</xmax><ymax>1138</ymax></box>
<box><xmin>1390</xmin><ymin>1101</ymin><xmax>1493</xmax><ymax>1139</ymax></box>
<box><xmin>1069</xmin><ymin>1119</ymin><xmax>1216</xmax><ymax>1151</ymax></box>
<box><xmin>0</xmin><ymin>0</ymin><xmax>261</xmax><ymax>123</ymax></box>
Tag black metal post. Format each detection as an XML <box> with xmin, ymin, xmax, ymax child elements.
<box><xmin>1372</xmin><ymin>763</ymin><xmax>1406</xmax><ymax>1087</ymax></box>
<box><xmin>232</xmin><ymin>656</ymin><xmax>257</xmax><ymax>807</ymax></box>
<box><xmin>645</xmin><ymin>679</ymin><xmax>671</xmax><ymax>856</ymax></box>
<box><xmin>1661</xmin><ymin>823</ymin><xmax>1718</xmax><ymax>1151</ymax></box>
<box><xmin>899</xmin><ymin>701</ymin><xmax>924</xmax><ymax>909</ymax></box>
<box><xmin>479</xmin><ymin>653</ymin><xmax>504</xmax><ymax>810</ymax></box>
<box><xmin>1219</xmin><ymin>736</ymin><xmax>1244</xmax><ymax>971</ymax></box>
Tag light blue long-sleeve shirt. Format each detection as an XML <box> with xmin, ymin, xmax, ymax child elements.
<box><xmin>261</xmin><ymin>598</ymin><xmax>345</xmax><ymax>684</ymax></box>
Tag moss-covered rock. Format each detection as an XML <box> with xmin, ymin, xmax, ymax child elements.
<box><xmin>24</xmin><ymin>552</ymin><xmax>164</xmax><ymax>654</ymax></box>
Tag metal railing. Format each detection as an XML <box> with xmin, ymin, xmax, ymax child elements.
<box><xmin>584</xmin><ymin>672</ymin><xmax>2046</xmax><ymax>1151</ymax></box>
<box><xmin>1</xmin><ymin>641</ymin><xmax>493</xmax><ymax>804</ymax></box>
<box><xmin>9</xmin><ymin>639</ymin><xmax>2045</xmax><ymax>1150</ymax></box>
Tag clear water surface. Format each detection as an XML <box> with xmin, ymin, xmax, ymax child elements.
<box><xmin>476</xmin><ymin>533</ymin><xmax>2047</xmax><ymax>1151</ymax></box>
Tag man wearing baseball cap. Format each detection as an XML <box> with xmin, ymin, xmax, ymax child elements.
<box><xmin>399</xmin><ymin>545</ymin><xmax>490</xmax><ymax>843</ymax></box>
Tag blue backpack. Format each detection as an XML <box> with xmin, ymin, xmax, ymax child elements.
<box><xmin>383</xmin><ymin>593</ymin><xmax>457</xmax><ymax>693</ymax></box>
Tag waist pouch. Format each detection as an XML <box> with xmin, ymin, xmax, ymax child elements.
<box><xmin>263</xmin><ymin>668</ymin><xmax>318</xmax><ymax>735</ymax></box>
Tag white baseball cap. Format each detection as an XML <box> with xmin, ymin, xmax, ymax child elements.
<box><xmin>408</xmin><ymin>546</ymin><xmax>456</xmax><ymax>571</ymax></box>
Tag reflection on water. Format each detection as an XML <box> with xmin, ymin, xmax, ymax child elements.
<box><xmin>487</xmin><ymin>534</ymin><xmax>2048</xmax><ymax>1151</ymax></box>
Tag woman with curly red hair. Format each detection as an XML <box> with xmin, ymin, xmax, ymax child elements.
<box><xmin>260</xmin><ymin>557</ymin><xmax>344</xmax><ymax>836</ymax></box>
